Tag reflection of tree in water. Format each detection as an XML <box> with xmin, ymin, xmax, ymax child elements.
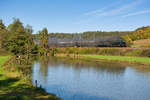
<box><xmin>132</xmin><ymin>66</ymin><xmax>150</xmax><ymax>74</ymax></box>
<box><xmin>3</xmin><ymin>56</ymin><xmax>35</xmax><ymax>83</ymax></box>
<box><xmin>47</xmin><ymin>57</ymin><xmax>126</xmax><ymax>76</ymax></box>
<box><xmin>36</xmin><ymin>56</ymin><xmax>49</xmax><ymax>82</ymax></box>
<box><xmin>37</xmin><ymin>57</ymin><xmax>150</xmax><ymax>77</ymax></box>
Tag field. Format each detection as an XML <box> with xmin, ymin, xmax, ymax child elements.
<box><xmin>132</xmin><ymin>39</ymin><xmax>150</xmax><ymax>48</ymax></box>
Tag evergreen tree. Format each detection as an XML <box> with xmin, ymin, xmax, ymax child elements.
<box><xmin>0</xmin><ymin>19</ymin><xmax>7</xmax><ymax>48</ymax></box>
<box><xmin>8</xmin><ymin>18</ymin><xmax>25</xmax><ymax>33</ymax></box>
<box><xmin>38</xmin><ymin>28</ymin><xmax>49</xmax><ymax>56</ymax></box>
<box><xmin>6</xmin><ymin>18</ymin><xmax>37</xmax><ymax>55</ymax></box>
<box><xmin>0</xmin><ymin>19</ymin><xmax>6</xmax><ymax>30</ymax></box>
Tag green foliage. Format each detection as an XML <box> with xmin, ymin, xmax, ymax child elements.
<box><xmin>126</xmin><ymin>50</ymin><xmax>143</xmax><ymax>57</ymax></box>
<box><xmin>7</xmin><ymin>33</ymin><xmax>35</xmax><ymax>55</ymax></box>
<box><xmin>0</xmin><ymin>19</ymin><xmax>7</xmax><ymax>49</ymax></box>
<box><xmin>1</xmin><ymin>18</ymin><xmax>38</xmax><ymax>55</ymax></box>
<box><xmin>0</xmin><ymin>19</ymin><xmax>6</xmax><ymax>30</ymax></box>
<box><xmin>122</xmin><ymin>35</ymin><xmax>133</xmax><ymax>47</ymax></box>
<box><xmin>8</xmin><ymin>18</ymin><xmax>25</xmax><ymax>33</ymax></box>
<box><xmin>47</xmin><ymin>31</ymin><xmax>130</xmax><ymax>40</ymax></box>
<box><xmin>49</xmin><ymin>48</ymin><xmax>57</xmax><ymax>56</ymax></box>
<box><xmin>1</xmin><ymin>18</ymin><xmax>150</xmax><ymax>56</ymax></box>
<box><xmin>38</xmin><ymin>28</ymin><xmax>49</xmax><ymax>56</ymax></box>
<box><xmin>0</xmin><ymin>56</ymin><xmax>10</xmax><ymax>72</ymax></box>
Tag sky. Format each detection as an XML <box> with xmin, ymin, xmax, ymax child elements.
<box><xmin>0</xmin><ymin>0</ymin><xmax>150</xmax><ymax>33</ymax></box>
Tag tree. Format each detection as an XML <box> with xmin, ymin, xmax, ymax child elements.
<box><xmin>122</xmin><ymin>26</ymin><xmax>150</xmax><ymax>45</ymax></box>
<box><xmin>38</xmin><ymin>28</ymin><xmax>49</xmax><ymax>56</ymax></box>
<box><xmin>0</xmin><ymin>19</ymin><xmax>6</xmax><ymax>30</ymax></box>
<box><xmin>6</xmin><ymin>18</ymin><xmax>37</xmax><ymax>55</ymax></box>
<box><xmin>122</xmin><ymin>35</ymin><xmax>132</xmax><ymax>47</ymax></box>
<box><xmin>0</xmin><ymin>19</ymin><xmax>7</xmax><ymax>49</ymax></box>
<box><xmin>25</xmin><ymin>24</ymin><xmax>33</xmax><ymax>34</ymax></box>
<box><xmin>8</xmin><ymin>18</ymin><xmax>25</xmax><ymax>34</ymax></box>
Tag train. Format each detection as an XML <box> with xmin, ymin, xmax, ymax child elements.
<box><xmin>48</xmin><ymin>40</ymin><xmax>126</xmax><ymax>47</ymax></box>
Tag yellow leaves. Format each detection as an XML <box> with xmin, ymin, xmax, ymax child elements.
<box><xmin>123</xmin><ymin>35</ymin><xmax>132</xmax><ymax>42</ymax></box>
<box><xmin>122</xmin><ymin>35</ymin><xmax>133</xmax><ymax>47</ymax></box>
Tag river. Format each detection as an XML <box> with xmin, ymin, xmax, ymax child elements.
<box><xmin>32</xmin><ymin>57</ymin><xmax>150</xmax><ymax>100</ymax></box>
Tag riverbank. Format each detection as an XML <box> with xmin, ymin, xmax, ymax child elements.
<box><xmin>55</xmin><ymin>47</ymin><xmax>150</xmax><ymax>57</ymax></box>
<box><xmin>0</xmin><ymin>56</ymin><xmax>60</xmax><ymax>100</ymax></box>
<box><xmin>55</xmin><ymin>54</ymin><xmax>150</xmax><ymax>66</ymax></box>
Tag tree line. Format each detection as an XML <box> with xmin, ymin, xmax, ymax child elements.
<box><xmin>0</xmin><ymin>18</ymin><xmax>49</xmax><ymax>56</ymax></box>
<box><xmin>1</xmin><ymin>18</ymin><xmax>150</xmax><ymax>56</ymax></box>
<box><xmin>33</xmin><ymin>29</ymin><xmax>131</xmax><ymax>47</ymax></box>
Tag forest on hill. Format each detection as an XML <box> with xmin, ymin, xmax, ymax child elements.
<box><xmin>1</xmin><ymin>18</ymin><xmax>150</xmax><ymax>56</ymax></box>
<box><xmin>34</xmin><ymin>29</ymin><xmax>132</xmax><ymax>47</ymax></box>
<box><xmin>34</xmin><ymin>26</ymin><xmax>150</xmax><ymax>47</ymax></box>
<box><xmin>123</xmin><ymin>26</ymin><xmax>150</xmax><ymax>47</ymax></box>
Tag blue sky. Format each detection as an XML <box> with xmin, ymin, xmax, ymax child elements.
<box><xmin>0</xmin><ymin>0</ymin><xmax>150</xmax><ymax>33</ymax></box>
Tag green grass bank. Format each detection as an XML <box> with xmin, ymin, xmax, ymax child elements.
<box><xmin>0</xmin><ymin>56</ymin><xmax>10</xmax><ymax>72</ymax></box>
<box><xmin>83</xmin><ymin>55</ymin><xmax>150</xmax><ymax>64</ymax></box>
<box><xmin>55</xmin><ymin>47</ymin><xmax>150</xmax><ymax>57</ymax></box>
<box><xmin>54</xmin><ymin>47</ymin><xmax>150</xmax><ymax>65</ymax></box>
<box><xmin>55</xmin><ymin>54</ymin><xmax>150</xmax><ymax>65</ymax></box>
<box><xmin>0</xmin><ymin>56</ymin><xmax>60</xmax><ymax>100</ymax></box>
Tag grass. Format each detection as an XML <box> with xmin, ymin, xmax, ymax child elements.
<box><xmin>56</xmin><ymin>54</ymin><xmax>150</xmax><ymax>65</ymax></box>
<box><xmin>0</xmin><ymin>56</ymin><xmax>10</xmax><ymax>73</ymax></box>
<box><xmin>83</xmin><ymin>55</ymin><xmax>150</xmax><ymax>64</ymax></box>
<box><xmin>0</xmin><ymin>49</ymin><xmax>10</xmax><ymax>56</ymax></box>
<box><xmin>55</xmin><ymin>47</ymin><xmax>150</xmax><ymax>57</ymax></box>
<box><xmin>0</xmin><ymin>56</ymin><xmax>61</xmax><ymax>100</ymax></box>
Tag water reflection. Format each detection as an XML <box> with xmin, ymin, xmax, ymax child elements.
<box><xmin>32</xmin><ymin>57</ymin><xmax>150</xmax><ymax>100</ymax></box>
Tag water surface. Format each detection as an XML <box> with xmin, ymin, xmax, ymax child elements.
<box><xmin>32</xmin><ymin>57</ymin><xmax>150</xmax><ymax>100</ymax></box>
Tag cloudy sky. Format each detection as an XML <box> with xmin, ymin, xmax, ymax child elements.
<box><xmin>0</xmin><ymin>0</ymin><xmax>150</xmax><ymax>33</ymax></box>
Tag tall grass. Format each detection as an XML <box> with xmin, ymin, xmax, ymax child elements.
<box><xmin>55</xmin><ymin>47</ymin><xmax>150</xmax><ymax>57</ymax></box>
<box><xmin>0</xmin><ymin>56</ymin><xmax>10</xmax><ymax>73</ymax></box>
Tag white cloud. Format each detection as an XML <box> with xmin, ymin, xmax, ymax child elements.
<box><xmin>83</xmin><ymin>1</ymin><xmax>122</xmax><ymax>16</ymax></box>
<box><xmin>98</xmin><ymin>0</ymin><xmax>142</xmax><ymax>17</ymax></box>
<box><xmin>122</xmin><ymin>10</ymin><xmax>150</xmax><ymax>17</ymax></box>
<box><xmin>83</xmin><ymin>8</ymin><xmax>106</xmax><ymax>16</ymax></box>
<box><xmin>84</xmin><ymin>0</ymin><xmax>143</xmax><ymax>17</ymax></box>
